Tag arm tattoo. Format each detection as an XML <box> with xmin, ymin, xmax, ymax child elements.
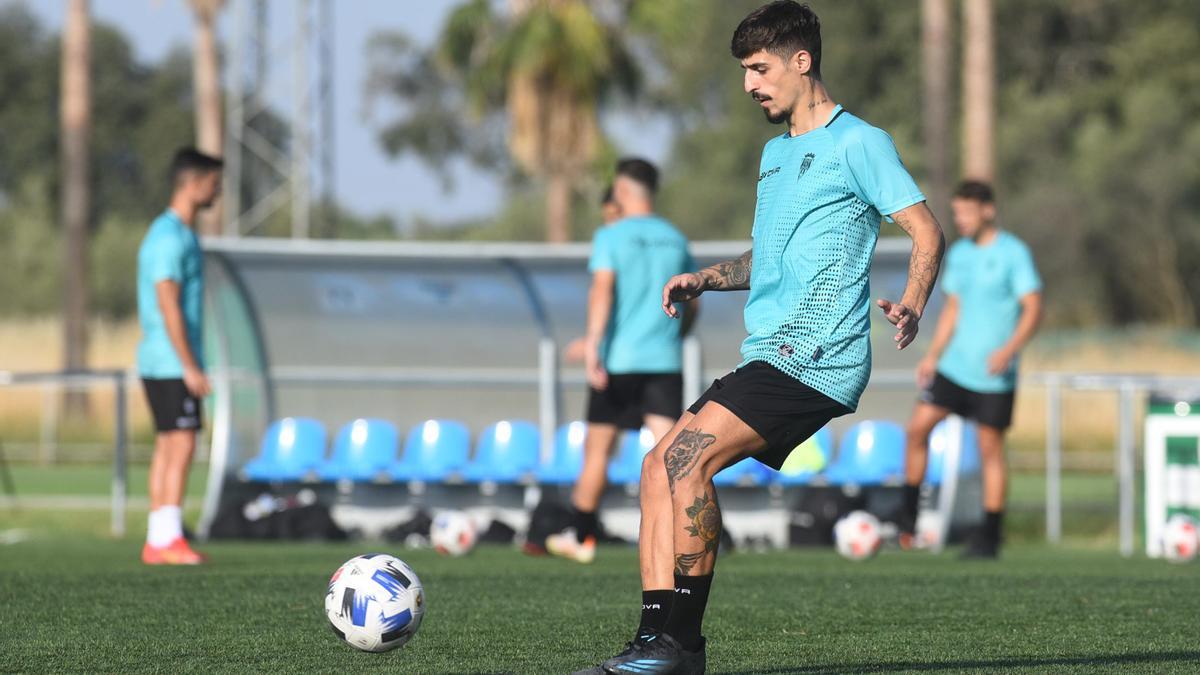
<box><xmin>698</xmin><ymin>249</ymin><xmax>752</xmax><ymax>291</ymax></box>
<box><xmin>893</xmin><ymin>208</ymin><xmax>944</xmax><ymax>313</ymax></box>
<box><xmin>663</xmin><ymin>429</ymin><xmax>717</xmax><ymax>494</ymax></box>
<box><xmin>674</xmin><ymin>491</ymin><xmax>722</xmax><ymax>575</ymax></box>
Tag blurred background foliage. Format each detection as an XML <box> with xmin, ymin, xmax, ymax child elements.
<box><xmin>1</xmin><ymin>1</ymin><xmax>1199</xmax><ymax>326</ymax></box>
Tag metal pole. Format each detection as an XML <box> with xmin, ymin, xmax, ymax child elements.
<box><xmin>1046</xmin><ymin>376</ymin><xmax>1062</xmax><ymax>543</ymax></box>
<box><xmin>292</xmin><ymin>0</ymin><xmax>311</xmax><ymax>239</ymax></box>
<box><xmin>318</xmin><ymin>0</ymin><xmax>335</xmax><ymax>237</ymax></box>
<box><xmin>1118</xmin><ymin>381</ymin><xmax>1136</xmax><ymax>557</ymax></box>
<box><xmin>223</xmin><ymin>0</ymin><xmax>245</xmax><ymax>236</ymax></box>
<box><xmin>537</xmin><ymin>338</ymin><xmax>558</xmax><ymax>465</ymax></box>
<box><xmin>933</xmin><ymin>414</ymin><xmax>963</xmax><ymax>553</ymax></box>
<box><xmin>111</xmin><ymin>373</ymin><xmax>128</xmax><ymax>538</ymax></box>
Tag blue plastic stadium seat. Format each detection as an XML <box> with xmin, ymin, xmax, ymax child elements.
<box><xmin>242</xmin><ymin>417</ymin><xmax>327</xmax><ymax>481</ymax></box>
<box><xmin>316</xmin><ymin>418</ymin><xmax>400</xmax><ymax>481</ymax></box>
<box><xmin>774</xmin><ymin>426</ymin><xmax>835</xmax><ymax>485</ymax></box>
<box><xmin>388</xmin><ymin>420</ymin><xmax>471</xmax><ymax>482</ymax></box>
<box><xmin>462</xmin><ymin>420</ymin><xmax>540</xmax><ymax>483</ymax></box>
<box><xmin>608</xmin><ymin>427</ymin><xmax>655</xmax><ymax>484</ymax></box>
<box><xmin>923</xmin><ymin>418</ymin><xmax>982</xmax><ymax>486</ymax></box>
<box><xmin>714</xmin><ymin>457</ymin><xmax>770</xmax><ymax>487</ymax></box>
<box><xmin>535</xmin><ymin>421</ymin><xmax>587</xmax><ymax>484</ymax></box>
<box><xmin>823</xmin><ymin>420</ymin><xmax>905</xmax><ymax>486</ymax></box>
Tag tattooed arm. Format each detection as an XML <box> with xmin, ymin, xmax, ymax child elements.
<box><xmin>876</xmin><ymin>202</ymin><xmax>945</xmax><ymax>349</ymax></box>
<box><xmin>698</xmin><ymin>249</ymin><xmax>752</xmax><ymax>291</ymax></box>
<box><xmin>661</xmin><ymin>249</ymin><xmax>752</xmax><ymax>318</ymax></box>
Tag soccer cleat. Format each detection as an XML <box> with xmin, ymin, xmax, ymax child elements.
<box><xmin>142</xmin><ymin>537</ymin><xmax>206</xmax><ymax>565</ymax></box>
<box><xmin>575</xmin><ymin>629</ymin><xmax>706</xmax><ymax>674</ymax></box>
<box><xmin>546</xmin><ymin>529</ymin><xmax>596</xmax><ymax>564</ymax></box>
<box><xmin>893</xmin><ymin>506</ymin><xmax>918</xmax><ymax>551</ymax></box>
<box><xmin>959</xmin><ymin>533</ymin><xmax>999</xmax><ymax>560</ymax></box>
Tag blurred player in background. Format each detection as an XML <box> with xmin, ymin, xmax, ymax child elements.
<box><xmin>577</xmin><ymin>3</ymin><xmax>945</xmax><ymax>672</ymax></box>
<box><xmin>137</xmin><ymin>148</ymin><xmax>221</xmax><ymax>565</ymax></box>
<box><xmin>548</xmin><ymin>160</ymin><xmax>698</xmax><ymax>565</ymax></box>
<box><xmin>898</xmin><ymin>180</ymin><xmax>1042</xmax><ymax>559</ymax></box>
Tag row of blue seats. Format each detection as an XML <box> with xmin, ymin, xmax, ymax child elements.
<box><xmin>240</xmin><ymin>416</ymin><xmax>980</xmax><ymax>487</ymax></box>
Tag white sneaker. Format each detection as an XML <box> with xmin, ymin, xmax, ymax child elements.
<box><xmin>545</xmin><ymin>528</ymin><xmax>596</xmax><ymax>564</ymax></box>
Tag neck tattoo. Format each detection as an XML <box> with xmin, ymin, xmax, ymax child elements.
<box><xmin>807</xmin><ymin>97</ymin><xmax>829</xmax><ymax>110</ymax></box>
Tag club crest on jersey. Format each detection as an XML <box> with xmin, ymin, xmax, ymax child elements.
<box><xmin>797</xmin><ymin>153</ymin><xmax>816</xmax><ymax>179</ymax></box>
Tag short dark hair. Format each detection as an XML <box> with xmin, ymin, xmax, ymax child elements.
<box><xmin>170</xmin><ymin>147</ymin><xmax>223</xmax><ymax>186</ymax></box>
<box><xmin>953</xmin><ymin>180</ymin><xmax>995</xmax><ymax>204</ymax></box>
<box><xmin>601</xmin><ymin>184</ymin><xmax>615</xmax><ymax>206</ymax></box>
<box><xmin>615</xmin><ymin>157</ymin><xmax>658</xmax><ymax>194</ymax></box>
<box><xmin>731</xmin><ymin>1</ymin><xmax>822</xmax><ymax>80</ymax></box>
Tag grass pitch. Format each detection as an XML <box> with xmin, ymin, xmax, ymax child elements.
<box><xmin>2</xmin><ymin>535</ymin><xmax>1199</xmax><ymax>674</ymax></box>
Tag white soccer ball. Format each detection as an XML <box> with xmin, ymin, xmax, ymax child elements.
<box><xmin>834</xmin><ymin>510</ymin><xmax>882</xmax><ymax>561</ymax></box>
<box><xmin>1162</xmin><ymin>515</ymin><xmax>1198</xmax><ymax>563</ymax></box>
<box><xmin>430</xmin><ymin>510</ymin><xmax>477</xmax><ymax>557</ymax></box>
<box><xmin>325</xmin><ymin>554</ymin><xmax>425</xmax><ymax>652</ymax></box>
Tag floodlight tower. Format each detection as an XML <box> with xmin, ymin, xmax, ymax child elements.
<box><xmin>223</xmin><ymin>0</ymin><xmax>335</xmax><ymax>238</ymax></box>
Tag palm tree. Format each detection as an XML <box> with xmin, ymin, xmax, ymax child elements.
<box><xmin>962</xmin><ymin>0</ymin><xmax>994</xmax><ymax>182</ymax></box>
<box><xmin>922</xmin><ymin>0</ymin><xmax>952</xmax><ymax>217</ymax></box>
<box><xmin>61</xmin><ymin>0</ymin><xmax>91</xmax><ymax>417</ymax></box>
<box><xmin>372</xmin><ymin>0</ymin><xmax>636</xmax><ymax>242</ymax></box>
<box><xmin>189</xmin><ymin>0</ymin><xmax>225</xmax><ymax>237</ymax></box>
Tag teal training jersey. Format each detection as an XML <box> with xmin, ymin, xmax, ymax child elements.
<box><xmin>137</xmin><ymin>210</ymin><xmax>205</xmax><ymax>378</ymax></box>
<box><xmin>588</xmin><ymin>215</ymin><xmax>694</xmax><ymax>374</ymax></box>
<box><xmin>937</xmin><ymin>230</ymin><xmax>1041</xmax><ymax>393</ymax></box>
<box><xmin>741</xmin><ymin>105</ymin><xmax>925</xmax><ymax>410</ymax></box>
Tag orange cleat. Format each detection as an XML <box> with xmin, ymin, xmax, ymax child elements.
<box><xmin>142</xmin><ymin>538</ymin><xmax>207</xmax><ymax>565</ymax></box>
<box><xmin>545</xmin><ymin>530</ymin><xmax>596</xmax><ymax>564</ymax></box>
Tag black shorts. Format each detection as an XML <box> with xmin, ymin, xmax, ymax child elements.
<box><xmin>921</xmin><ymin>372</ymin><xmax>1015</xmax><ymax>430</ymax></box>
<box><xmin>587</xmin><ymin>373</ymin><xmax>684</xmax><ymax>430</ymax></box>
<box><xmin>686</xmin><ymin>361</ymin><xmax>850</xmax><ymax>470</ymax></box>
<box><xmin>141</xmin><ymin>378</ymin><xmax>203</xmax><ymax>433</ymax></box>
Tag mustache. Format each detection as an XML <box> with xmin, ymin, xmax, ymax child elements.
<box><xmin>751</xmin><ymin>92</ymin><xmax>771</xmax><ymax>102</ymax></box>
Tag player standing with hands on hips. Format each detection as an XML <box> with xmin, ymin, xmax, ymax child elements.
<box><xmin>575</xmin><ymin>2</ymin><xmax>945</xmax><ymax>672</ymax></box>
<box><xmin>138</xmin><ymin>148</ymin><xmax>221</xmax><ymax>565</ymax></box>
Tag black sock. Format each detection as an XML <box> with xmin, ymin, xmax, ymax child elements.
<box><xmin>983</xmin><ymin>510</ymin><xmax>1004</xmax><ymax>544</ymax></box>
<box><xmin>664</xmin><ymin>574</ymin><xmax>712</xmax><ymax>652</ymax></box>
<box><xmin>573</xmin><ymin>509</ymin><xmax>598</xmax><ymax>543</ymax></box>
<box><xmin>901</xmin><ymin>484</ymin><xmax>920</xmax><ymax>530</ymax></box>
<box><xmin>639</xmin><ymin>590</ymin><xmax>673</xmax><ymax>633</ymax></box>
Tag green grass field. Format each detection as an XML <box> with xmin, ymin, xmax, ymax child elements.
<box><xmin>2</xmin><ymin>535</ymin><xmax>1199</xmax><ymax>674</ymax></box>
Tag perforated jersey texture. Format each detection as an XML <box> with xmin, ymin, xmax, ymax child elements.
<box><xmin>739</xmin><ymin>107</ymin><xmax>924</xmax><ymax>409</ymax></box>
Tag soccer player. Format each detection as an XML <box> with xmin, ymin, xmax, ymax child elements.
<box><xmin>897</xmin><ymin>180</ymin><xmax>1043</xmax><ymax>559</ymax></box>
<box><xmin>137</xmin><ymin>148</ymin><xmax>222</xmax><ymax>565</ymax></box>
<box><xmin>576</xmin><ymin>3</ymin><xmax>945</xmax><ymax>672</ymax></box>
<box><xmin>548</xmin><ymin>159</ymin><xmax>697</xmax><ymax>564</ymax></box>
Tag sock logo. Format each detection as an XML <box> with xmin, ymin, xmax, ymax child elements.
<box><xmin>675</xmin><ymin>588</ymin><xmax>692</xmax><ymax>595</ymax></box>
<box><xmin>642</xmin><ymin>603</ymin><xmax>661</xmax><ymax>610</ymax></box>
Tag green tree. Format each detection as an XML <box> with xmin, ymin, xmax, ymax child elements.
<box><xmin>368</xmin><ymin>0</ymin><xmax>637</xmax><ymax>242</ymax></box>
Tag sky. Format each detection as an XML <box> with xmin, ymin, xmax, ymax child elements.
<box><xmin>20</xmin><ymin>0</ymin><xmax>672</xmax><ymax>227</ymax></box>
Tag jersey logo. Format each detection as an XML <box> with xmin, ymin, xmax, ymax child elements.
<box><xmin>758</xmin><ymin>166</ymin><xmax>781</xmax><ymax>182</ymax></box>
<box><xmin>797</xmin><ymin>153</ymin><xmax>815</xmax><ymax>179</ymax></box>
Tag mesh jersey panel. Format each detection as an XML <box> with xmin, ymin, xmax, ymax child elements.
<box><xmin>739</xmin><ymin>107</ymin><xmax>924</xmax><ymax>410</ymax></box>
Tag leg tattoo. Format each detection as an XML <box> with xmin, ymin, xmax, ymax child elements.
<box><xmin>674</xmin><ymin>491</ymin><xmax>722</xmax><ymax>575</ymax></box>
<box><xmin>663</xmin><ymin>429</ymin><xmax>716</xmax><ymax>494</ymax></box>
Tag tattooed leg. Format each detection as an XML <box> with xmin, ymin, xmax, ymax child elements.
<box><xmin>673</xmin><ymin>490</ymin><xmax>723</xmax><ymax>575</ymax></box>
<box><xmin>640</xmin><ymin>413</ymin><xmax>695</xmax><ymax>592</ymax></box>
<box><xmin>663</xmin><ymin>429</ymin><xmax>716</xmax><ymax>494</ymax></box>
<box><xmin>663</xmin><ymin>403</ymin><xmax>767</xmax><ymax>577</ymax></box>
